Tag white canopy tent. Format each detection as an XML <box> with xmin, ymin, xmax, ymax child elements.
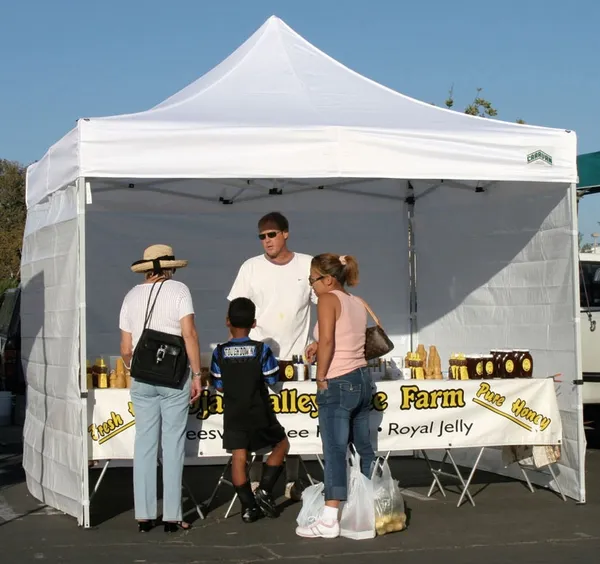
<box><xmin>21</xmin><ymin>15</ymin><xmax>583</xmax><ymax>527</ymax></box>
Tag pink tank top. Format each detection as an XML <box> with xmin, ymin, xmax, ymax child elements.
<box><xmin>313</xmin><ymin>290</ymin><xmax>368</xmax><ymax>380</ymax></box>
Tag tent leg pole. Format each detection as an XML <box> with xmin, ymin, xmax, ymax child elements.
<box><xmin>569</xmin><ymin>182</ymin><xmax>586</xmax><ymax>504</ymax></box>
<box><xmin>89</xmin><ymin>460</ymin><xmax>111</xmax><ymax>503</ymax></box>
<box><xmin>407</xmin><ymin>184</ymin><xmax>417</xmax><ymax>351</ymax></box>
<box><xmin>548</xmin><ymin>464</ymin><xmax>567</xmax><ymax>502</ymax></box>
<box><xmin>77</xmin><ymin>176</ymin><xmax>91</xmax><ymax>528</ymax></box>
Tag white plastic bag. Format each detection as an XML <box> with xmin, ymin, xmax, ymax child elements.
<box><xmin>296</xmin><ymin>482</ymin><xmax>325</xmax><ymax>527</ymax></box>
<box><xmin>340</xmin><ymin>446</ymin><xmax>376</xmax><ymax>540</ymax></box>
<box><xmin>371</xmin><ymin>457</ymin><xmax>406</xmax><ymax>536</ymax></box>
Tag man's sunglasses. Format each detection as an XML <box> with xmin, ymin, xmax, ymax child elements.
<box><xmin>258</xmin><ymin>231</ymin><xmax>281</xmax><ymax>240</ymax></box>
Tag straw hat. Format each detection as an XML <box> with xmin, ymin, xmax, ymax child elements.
<box><xmin>131</xmin><ymin>244</ymin><xmax>188</xmax><ymax>273</ymax></box>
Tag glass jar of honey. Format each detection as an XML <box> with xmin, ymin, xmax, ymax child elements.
<box><xmin>483</xmin><ymin>355</ymin><xmax>495</xmax><ymax>379</ymax></box>
<box><xmin>516</xmin><ymin>350</ymin><xmax>533</xmax><ymax>378</ymax></box>
<box><xmin>495</xmin><ymin>350</ymin><xmax>507</xmax><ymax>379</ymax></box>
<box><xmin>466</xmin><ymin>355</ymin><xmax>482</xmax><ymax>380</ymax></box>
<box><xmin>278</xmin><ymin>360</ymin><xmax>295</xmax><ymax>382</ymax></box>
<box><xmin>504</xmin><ymin>350</ymin><xmax>518</xmax><ymax>379</ymax></box>
<box><xmin>475</xmin><ymin>355</ymin><xmax>485</xmax><ymax>379</ymax></box>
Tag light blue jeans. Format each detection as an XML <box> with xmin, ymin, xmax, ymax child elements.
<box><xmin>130</xmin><ymin>375</ymin><xmax>191</xmax><ymax>521</ymax></box>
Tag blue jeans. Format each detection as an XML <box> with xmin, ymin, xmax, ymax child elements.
<box><xmin>130</xmin><ymin>376</ymin><xmax>191</xmax><ymax>521</ymax></box>
<box><xmin>317</xmin><ymin>367</ymin><xmax>375</xmax><ymax>501</ymax></box>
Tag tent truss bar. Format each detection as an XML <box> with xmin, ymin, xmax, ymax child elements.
<box><xmin>413</xmin><ymin>180</ymin><xmax>498</xmax><ymax>202</ymax></box>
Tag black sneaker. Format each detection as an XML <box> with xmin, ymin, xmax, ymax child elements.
<box><xmin>241</xmin><ymin>504</ymin><xmax>263</xmax><ymax>523</ymax></box>
<box><xmin>255</xmin><ymin>488</ymin><xmax>279</xmax><ymax>518</ymax></box>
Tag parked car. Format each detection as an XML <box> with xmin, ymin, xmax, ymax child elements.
<box><xmin>0</xmin><ymin>286</ymin><xmax>23</xmax><ymax>394</ymax></box>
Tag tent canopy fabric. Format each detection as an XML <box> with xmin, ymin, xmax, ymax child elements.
<box><xmin>577</xmin><ymin>151</ymin><xmax>600</xmax><ymax>194</ymax></box>
<box><xmin>26</xmin><ymin>15</ymin><xmax>576</xmax><ymax>209</ymax></box>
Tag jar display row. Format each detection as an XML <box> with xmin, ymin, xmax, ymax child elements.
<box><xmin>449</xmin><ymin>350</ymin><xmax>533</xmax><ymax>380</ymax></box>
<box><xmin>490</xmin><ymin>350</ymin><xmax>533</xmax><ymax>379</ymax></box>
<box><xmin>87</xmin><ymin>358</ymin><xmax>131</xmax><ymax>389</ymax></box>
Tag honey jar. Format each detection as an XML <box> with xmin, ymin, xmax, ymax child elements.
<box><xmin>493</xmin><ymin>350</ymin><xmax>507</xmax><ymax>379</ymax></box>
<box><xmin>504</xmin><ymin>350</ymin><xmax>518</xmax><ymax>379</ymax></box>
<box><xmin>278</xmin><ymin>360</ymin><xmax>295</xmax><ymax>382</ymax></box>
<box><xmin>466</xmin><ymin>356</ymin><xmax>478</xmax><ymax>379</ymax></box>
<box><xmin>516</xmin><ymin>350</ymin><xmax>533</xmax><ymax>378</ymax></box>
<box><xmin>483</xmin><ymin>355</ymin><xmax>495</xmax><ymax>379</ymax></box>
<box><xmin>475</xmin><ymin>355</ymin><xmax>485</xmax><ymax>379</ymax></box>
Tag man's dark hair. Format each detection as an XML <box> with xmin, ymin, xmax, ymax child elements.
<box><xmin>228</xmin><ymin>297</ymin><xmax>256</xmax><ymax>329</ymax></box>
<box><xmin>258</xmin><ymin>211</ymin><xmax>289</xmax><ymax>233</ymax></box>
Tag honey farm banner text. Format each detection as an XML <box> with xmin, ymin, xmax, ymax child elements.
<box><xmin>87</xmin><ymin>379</ymin><xmax>562</xmax><ymax>460</ymax></box>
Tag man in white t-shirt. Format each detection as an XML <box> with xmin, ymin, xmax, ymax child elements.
<box><xmin>228</xmin><ymin>212</ymin><xmax>315</xmax><ymax>360</ymax></box>
<box><xmin>228</xmin><ymin>211</ymin><xmax>316</xmax><ymax>500</ymax></box>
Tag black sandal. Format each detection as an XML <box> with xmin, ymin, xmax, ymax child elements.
<box><xmin>163</xmin><ymin>521</ymin><xmax>192</xmax><ymax>533</ymax></box>
<box><xmin>137</xmin><ymin>520</ymin><xmax>153</xmax><ymax>533</ymax></box>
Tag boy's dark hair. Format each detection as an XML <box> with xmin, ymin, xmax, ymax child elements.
<box><xmin>258</xmin><ymin>212</ymin><xmax>289</xmax><ymax>233</ymax></box>
<box><xmin>228</xmin><ymin>297</ymin><xmax>256</xmax><ymax>329</ymax></box>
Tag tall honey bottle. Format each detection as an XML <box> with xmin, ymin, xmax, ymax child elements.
<box><xmin>115</xmin><ymin>358</ymin><xmax>127</xmax><ymax>388</ymax></box>
<box><xmin>86</xmin><ymin>360</ymin><xmax>93</xmax><ymax>389</ymax></box>
<box><xmin>98</xmin><ymin>358</ymin><xmax>109</xmax><ymax>389</ymax></box>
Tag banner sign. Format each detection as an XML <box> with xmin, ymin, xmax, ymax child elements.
<box><xmin>87</xmin><ymin>379</ymin><xmax>562</xmax><ymax>460</ymax></box>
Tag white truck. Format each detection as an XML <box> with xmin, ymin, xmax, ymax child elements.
<box><xmin>581</xmin><ymin>251</ymin><xmax>600</xmax><ymax>409</ymax></box>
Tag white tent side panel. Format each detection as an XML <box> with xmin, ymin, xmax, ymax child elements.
<box><xmin>20</xmin><ymin>184</ymin><xmax>83</xmax><ymax>520</ymax></box>
<box><xmin>26</xmin><ymin>126</ymin><xmax>79</xmax><ymax>210</ymax></box>
<box><xmin>414</xmin><ymin>180</ymin><xmax>583</xmax><ymax>501</ymax></box>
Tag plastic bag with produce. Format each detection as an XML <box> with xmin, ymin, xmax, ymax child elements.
<box><xmin>371</xmin><ymin>457</ymin><xmax>406</xmax><ymax>536</ymax></box>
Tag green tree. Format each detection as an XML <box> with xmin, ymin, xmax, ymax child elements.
<box><xmin>443</xmin><ymin>86</ymin><xmax>525</xmax><ymax>124</ymax></box>
<box><xmin>0</xmin><ymin>159</ymin><xmax>26</xmax><ymax>284</ymax></box>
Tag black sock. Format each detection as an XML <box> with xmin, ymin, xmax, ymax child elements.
<box><xmin>235</xmin><ymin>482</ymin><xmax>257</xmax><ymax>509</ymax></box>
<box><xmin>258</xmin><ymin>463</ymin><xmax>284</xmax><ymax>493</ymax></box>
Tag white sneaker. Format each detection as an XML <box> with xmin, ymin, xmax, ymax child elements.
<box><xmin>296</xmin><ymin>518</ymin><xmax>340</xmax><ymax>539</ymax></box>
<box><xmin>250</xmin><ymin>481</ymin><xmax>259</xmax><ymax>493</ymax></box>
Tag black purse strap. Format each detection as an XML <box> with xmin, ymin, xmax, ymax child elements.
<box><xmin>143</xmin><ymin>281</ymin><xmax>165</xmax><ymax>331</ymax></box>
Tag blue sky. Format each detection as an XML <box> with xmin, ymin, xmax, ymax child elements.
<box><xmin>1</xmin><ymin>0</ymin><xmax>598</xmax><ymax>240</ymax></box>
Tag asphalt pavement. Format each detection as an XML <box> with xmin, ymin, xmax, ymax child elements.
<box><xmin>1</xmin><ymin>425</ymin><xmax>600</xmax><ymax>564</ymax></box>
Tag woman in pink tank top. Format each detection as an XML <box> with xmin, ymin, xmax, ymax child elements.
<box><xmin>295</xmin><ymin>253</ymin><xmax>375</xmax><ymax>540</ymax></box>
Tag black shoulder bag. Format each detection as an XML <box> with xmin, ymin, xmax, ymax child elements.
<box><xmin>130</xmin><ymin>281</ymin><xmax>189</xmax><ymax>388</ymax></box>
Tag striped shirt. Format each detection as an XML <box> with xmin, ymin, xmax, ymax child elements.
<box><xmin>119</xmin><ymin>280</ymin><xmax>195</xmax><ymax>349</ymax></box>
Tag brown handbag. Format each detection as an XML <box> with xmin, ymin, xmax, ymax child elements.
<box><xmin>357</xmin><ymin>297</ymin><xmax>395</xmax><ymax>360</ymax></box>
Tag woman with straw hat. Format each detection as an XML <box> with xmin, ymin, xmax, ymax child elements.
<box><xmin>120</xmin><ymin>244</ymin><xmax>202</xmax><ymax>533</ymax></box>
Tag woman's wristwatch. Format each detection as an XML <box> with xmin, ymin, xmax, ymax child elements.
<box><xmin>192</xmin><ymin>371</ymin><xmax>202</xmax><ymax>378</ymax></box>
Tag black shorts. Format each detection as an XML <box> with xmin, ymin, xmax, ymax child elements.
<box><xmin>223</xmin><ymin>423</ymin><xmax>287</xmax><ymax>453</ymax></box>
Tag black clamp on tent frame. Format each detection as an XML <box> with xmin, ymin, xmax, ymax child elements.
<box><xmin>405</xmin><ymin>181</ymin><xmax>415</xmax><ymax>205</ymax></box>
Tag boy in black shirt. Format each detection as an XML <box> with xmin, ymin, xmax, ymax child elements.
<box><xmin>211</xmin><ymin>298</ymin><xmax>290</xmax><ymax>523</ymax></box>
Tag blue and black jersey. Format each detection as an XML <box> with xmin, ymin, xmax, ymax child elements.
<box><xmin>210</xmin><ymin>337</ymin><xmax>280</xmax><ymax>432</ymax></box>
<box><xmin>210</xmin><ymin>337</ymin><xmax>279</xmax><ymax>391</ymax></box>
